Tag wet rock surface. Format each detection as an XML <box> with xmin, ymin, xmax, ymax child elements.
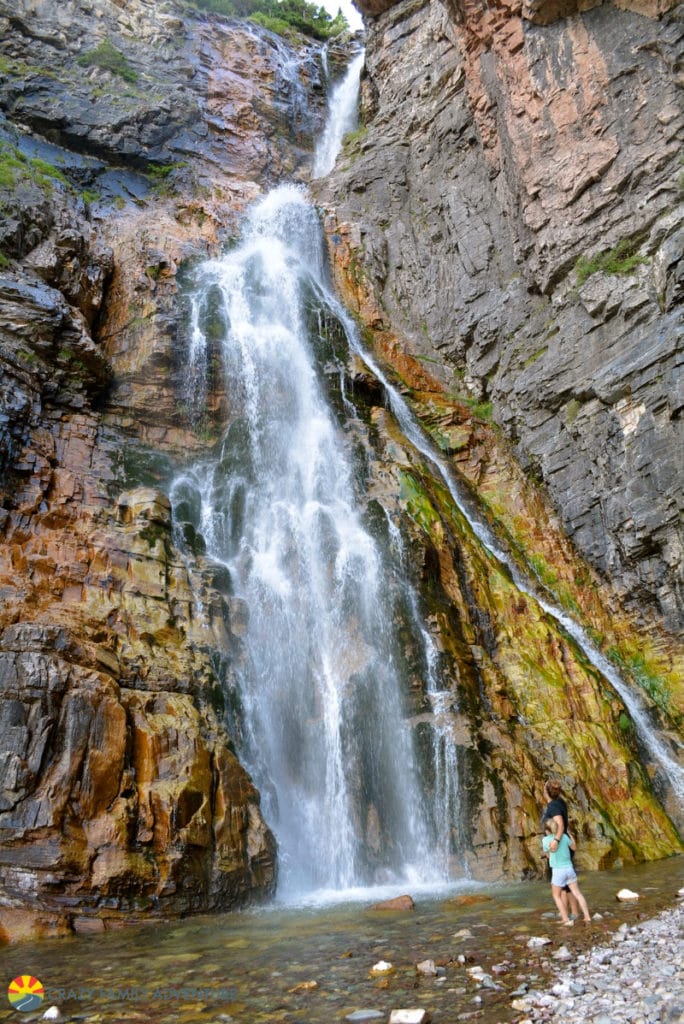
<box><xmin>0</xmin><ymin>0</ymin><xmax>682</xmax><ymax>944</ymax></box>
<box><xmin>318</xmin><ymin>0</ymin><xmax>683</xmax><ymax>632</ymax></box>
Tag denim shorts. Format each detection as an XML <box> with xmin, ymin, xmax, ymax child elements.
<box><xmin>551</xmin><ymin>866</ymin><xmax>577</xmax><ymax>888</ymax></box>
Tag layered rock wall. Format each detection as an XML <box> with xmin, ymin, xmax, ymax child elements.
<box><xmin>319</xmin><ymin>0</ymin><xmax>683</xmax><ymax>632</ymax></box>
<box><xmin>0</xmin><ymin>0</ymin><xmax>682</xmax><ymax>942</ymax></box>
<box><xmin>0</xmin><ymin>0</ymin><xmax>342</xmax><ymax>938</ymax></box>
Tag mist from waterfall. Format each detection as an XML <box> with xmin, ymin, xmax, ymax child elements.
<box><xmin>313</xmin><ymin>51</ymin><xmax>365</xmax><ymax>178</ymax></box>
<box><xmin>173</xmin><ymin>186</ymin><xmax>453</xmax><ymax>899</ymax></box>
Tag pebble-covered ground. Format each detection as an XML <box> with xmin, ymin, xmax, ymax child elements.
<box><xmin>510</xmin><ymin>902</ymin><xmax>683</xmax><ymax>1024</ymax></box>
<box><xmin>0</xmin><ymin>859</ymin><xmax>682</xmax><ymax>1024</ymax></box>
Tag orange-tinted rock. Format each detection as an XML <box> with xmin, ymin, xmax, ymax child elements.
<box><xmin>444</xmin><ymin>894</ymin><xmax>494</xmax><ymax>907</ymax></box>
<box><xmin>372</xmin><ymin>894</ymin><xmax>415</xmax><ymax>911</ymax></box>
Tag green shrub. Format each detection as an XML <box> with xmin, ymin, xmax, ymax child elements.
<box><xmin>29</xmin><ymin>157</ymin><xmax>68</xmax><ymax>185</ymax></box>
<box><xmin>249</xmin><ymin>11</ymin><xmax>297</xmax><ymax>37</ymax></box>
<box><xmin>574</xmin><ymin>238</ymin><xmax>647</xmax><ymax>286</ymax></box>
<box><xmin>77</xmin><ymin>38</ymin><xmax>139</xmax><ymax>83</ymax></box>
<box><xmin>185</xmin><ymin>0</ymin><xmax>348</xmax><ymax>40</ymax></box>
<box><xmin>0</xmin><ymin>150</ymin><xmax>23</xmax><ymax>188</ymax></box>
<box><xmin>0</xmin><ymin>143</ymin><xmax>70</xmax><ymax>194</ymax></box>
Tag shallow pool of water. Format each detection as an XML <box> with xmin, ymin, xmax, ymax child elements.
<box><xmin>1</xmin><ymin>856</ymin><xmax>682</xmax><ymax>1024</ymax></box>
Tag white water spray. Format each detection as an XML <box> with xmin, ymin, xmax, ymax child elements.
<box><xmin>313</xmin><ymin>51</ymin><xmax>365</xmax><ymax>178</ymax></box>
<box><xmin>175</xmin><ymin>186</ymin><xmax>444</xmax><ymax>897</ymax></box>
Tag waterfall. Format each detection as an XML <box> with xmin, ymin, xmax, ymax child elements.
<box><xmin>312</xmin><ymin>51</ymin><xmax>365</xmax><ymax>178</ymax></box>
<box><xmin>173</xmin><ymin>186</ymin><xmax>446</xmax><ymax>898</ymax></box>
<box><xmin>385</xmin><ymin>508</ymin><xmax>464</xmax><ymax>876</ymax></box>
<box><xmin>170</xmin><ymin>39</ymin><xmax>682</xmax><ymax>904</ymax></box>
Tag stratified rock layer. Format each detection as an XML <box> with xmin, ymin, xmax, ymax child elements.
<box><xmin>0</xmin><ymin>0</ymin><xmax>339</xmax><ymax>938</ymax></box>
<box><xmin>318</xmin><ymin>0</ymin><xmax>683</xmax><ymax>633</ymax></box>
<box><xmin>0</xmin><ymin>0</ymin><xmax>682</xmax><ymax>943</ymax></box>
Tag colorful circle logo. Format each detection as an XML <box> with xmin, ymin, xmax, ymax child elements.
<box><xmin>7</xmin><ymin>976</ymin><xmax>44</xmax><ymax>1012</ymax></box>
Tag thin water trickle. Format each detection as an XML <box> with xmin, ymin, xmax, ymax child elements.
<box><xmin>321</xmin><ymin>288</ymin><xmax>684</xmax><ymax>822</ymax></box>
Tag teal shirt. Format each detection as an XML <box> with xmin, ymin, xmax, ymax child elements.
<box><xmin>542</xmin><ymin>832</ymin><xmax>573</xmax><ymax>869</ymax></box>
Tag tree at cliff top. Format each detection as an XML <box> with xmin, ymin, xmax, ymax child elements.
<box><xmin>186</xmin><ymin>0</ymin><xmax>349</xmax><ymax>38</ymax></box>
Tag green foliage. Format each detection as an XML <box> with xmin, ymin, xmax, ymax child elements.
<box><xmin>399</xmin><ymin>471</ymin><xmax>440</xmax><ymax>535</ymax></box>
<box><xmin>618</xmin><ymin>711</ymin><xmax>632</xmax><ymax>733</ymax></box>
<box><xmin>77</xmin><ymin>38</ymin><xmax>139</xmax><ymax>83</ymax></box>
<box><xmin>528</xmin><ymin>552</ymin><xmax>558</xmax><ymax>589</ymax></box>
<box><xmin>250</xmin><ymin>11</ymin><xmax>295</xmax><ymax>36</ymax></box>
<box><xmin>0</xmin><ymin>150</ymin><xmax>23</xmax><ymax>188</ymax></box>
<box><xmin>185</xmin><ymin>0</ymin><xmax>348</xmax><ymax>40</ymax></box>
<box><xmin>342</xmin><ymin>125</ymin><xmax>367</xmax><ymax>149</ymax></box>
<box><xmin>0</xmin><ymin>251</ymin><xmax>9</xmax><ymax>269</ymax></box>
<box><xmin>565</xmin><ymin>398</ymin><xmax>582</xmax><ymax>424</ymax></box>
<box><xmin>0</xmin><ymin>142</ymin><xmax>70</xmax><ymax>194</ymax></box>
<box><xmin>29</xmin><ymin>156</ymin><xmax>68</xmax><ymax>185</ymax></box>
<box><xmin>461</xmin><ymin>397</ymin><xmax>493</xmax><ymax>421</ymax></box>
<box><xmin>574</xmin><ymin>238</ymin><xmax>647</xmax><ymax>286</ymax></box>
<box><xmin>607</xmin><ymin>647</ymin><xmax>676</xmax><ymax>721</ymax></box>
<box><xmin>630</xmin><ymin>653</ymin><xmax>675</xmax><ymax>720</ymax></box>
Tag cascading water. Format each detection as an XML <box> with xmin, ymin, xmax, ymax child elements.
<box><xmin>173</xmin><ymin>186</ymin><xmax>446</xmax><ymax>898</ymax></box>
<box><xmin>170</xmin><ymin>42</ymin><xmax>683</xmax><ymax>906</ymax></box>
<box><xmin>312</xmin><ymin>50</ymin><xmax>365</xmax><ymax>178</ymax></box>
<box><xmin>385</xmin><ymin>517</ymin><xmax>464</xmax><ymax>875</ymax></box>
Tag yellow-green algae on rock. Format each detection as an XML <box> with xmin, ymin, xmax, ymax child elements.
<box><xmin>361</xmin><ymin>359</ymin><xmax>683</xmax><ymax>879</ymax></box>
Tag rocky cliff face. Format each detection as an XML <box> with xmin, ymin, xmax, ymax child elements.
<box><xmin>0</xmin><ymin>0</ymin><xmax>682</xmax><ymax>943</ymax></box>
<box><xmin>314</xmin><ymin>0</ymin><xmax>684</xmax><ymax>881</ymax></box>
<box><xmin>318</xmin><ymin>0</ymin><xmax>683</xmax><ymax>633</ymax></box>
<box><xmin>0</xmin><ymin>0</ymin><xmax>349</xmax><ymax>940</ymax></box>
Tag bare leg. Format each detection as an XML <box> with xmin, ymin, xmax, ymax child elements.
<box><xmin>551</xmin><ymin>884</ymin><xmax>570</xmax><ymax>923</ymax></box>
<box><xmin>568</xmin><ymin>890</ymin><xmax>581</xmax><ymax>918</ymax></box>
<box><xmin>560</xmin><ymin>888</ymin><xmax>576</xmax><ymax>917</ymax></box>
<box><xmin>567</xmin><ymin>881</ymin><xmax>591</xmax><ymax>921</ymax></box>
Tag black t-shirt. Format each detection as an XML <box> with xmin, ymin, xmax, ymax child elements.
<box><xmin>542</xmin><ymin>797</ymin><xmax>568</xmax><ymax>832</ymax></box>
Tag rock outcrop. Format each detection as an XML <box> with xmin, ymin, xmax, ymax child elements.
<box><xmin>318</xmin><ymin>0</ymin><xmax>683</xmax><ymax>633</ymax></box>
<box><xmin>0</xmin><ymin>0</ymin><xmax>682</xmax><ymax>942</ymax></box>
<box><xmin>0</xmin><ymin>0</ymin><xmax>343</xmax><ymax>939</ymax></box>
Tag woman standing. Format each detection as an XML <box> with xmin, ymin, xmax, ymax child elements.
<box><xmin>541</xmin><ymin>778</ymin><xmax>581</xmax><ymax>920</ymax></box>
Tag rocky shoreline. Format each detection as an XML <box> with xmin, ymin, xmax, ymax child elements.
<box><xmin>512</xmin><ymin>900</ymin><xmax>684</xmax><ymax>1024</ymax></box>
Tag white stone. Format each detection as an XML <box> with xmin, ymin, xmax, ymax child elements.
<box><xmin>527</xmin><ymin>935</ymin><xmax>552</xmax><ymax>947</ymax></box>
<box><xmin>416</xmin><ymin>959</ymin><xmax>438</xmax><ymax>976</ymax></box>
<box><xmin>344</xmin><ymin>1012</ymin><xmax>384</xmax><ymax>1022</ymax></box>
<box><xmin>616</xmin><ymin>888</ymin><xmax>640</xmax><ymax>900</ymax></box>
<box><xmin>42</xmin><ymin>1010</ymin><xmax>62</xmax><ymax>1023</ymax></box>
<box><xmin>553</xmin><ymin>945</ymin><xmax>572</xmax><ymax>959</ymax></box>
<box><xmin>370</xmin><ymin>960</ymin><xmax>393</xmax><ymax>974</ymax></box>
<box><xmin>511</xmin><ymin>999</ymin><xmax>532</xmax><ymax>1011</ymax></box>
<box><xmin>388</xmin><ymin>1011</ymin><xmax>430</xmax><ymax>1024</ymax></box>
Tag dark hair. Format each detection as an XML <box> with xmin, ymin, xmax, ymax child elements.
<box><xmin>545</xmin><ymin>779</ymin><xmax>562</xmax><ymax>799</ymax></box>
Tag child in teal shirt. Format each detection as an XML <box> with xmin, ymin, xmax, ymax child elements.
<box><xmin>542</xmin><ymin>820</ymin><xmax>591</xmax><ymax>925</ymax></box>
